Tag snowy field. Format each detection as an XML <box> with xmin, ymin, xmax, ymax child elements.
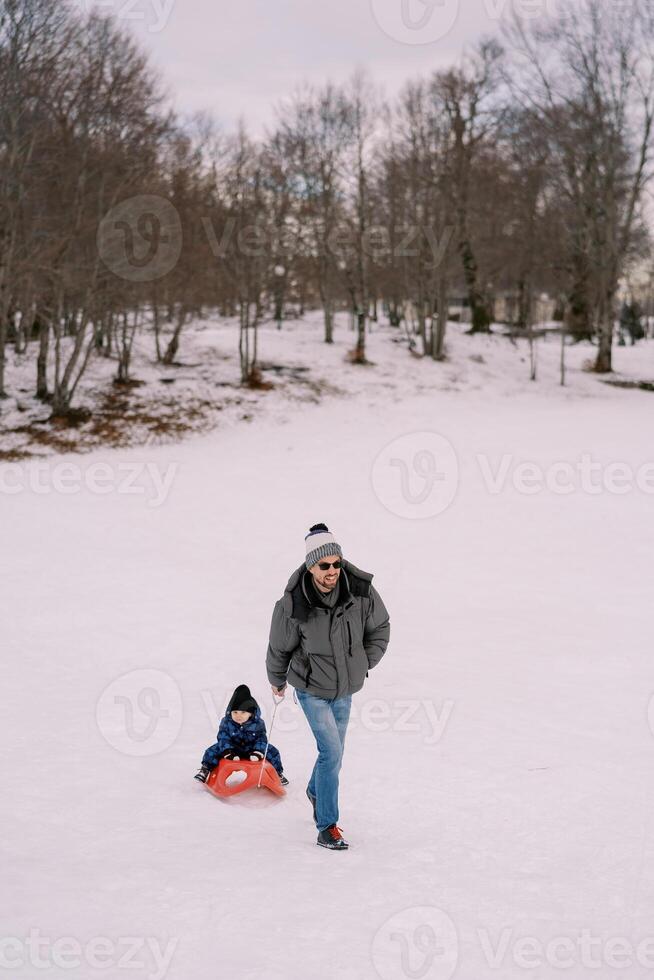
<box><xmin>3</xmin><ymin>318</ymin><xmax>654</xmax><ymax>980</ymax></box>
<box><xmin>3</xmin><ymin>311</ymin><xmax>654</xmax><ymax>458</ymax></box>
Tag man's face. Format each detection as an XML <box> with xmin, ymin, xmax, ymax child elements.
<box><xmin>310</xmin><ymin>554</ymin><xmax>342</xmax><ymax>593</ymax></box>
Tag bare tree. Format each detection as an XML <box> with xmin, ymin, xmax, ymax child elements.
<box><xmin>344</xmin><ymin>71</ymin><xmax>377</xmax><ymax>361</ymax></box>
<box><xmin>204</xmin><ymin>123</ymin><xmax>270</xmax><ymax>384</ymax></box>
<box><xmin>0</xmin><ymin>0</ymin><xmax>74</xmax><ymax>398</ymax></box>
<box><xmin>433</xmin><ymin>39</ymin><xmax>506</xmax><ymax>334</ymax></box>
<box><xmin>506</xmin><ymin>0</ymin><xmax>654</xmax><ymax>371</ymax></box>
<box><xmin>276</xmin><ymin>83</ymin><xmax>353</xmax><ymax>343</ymax></box>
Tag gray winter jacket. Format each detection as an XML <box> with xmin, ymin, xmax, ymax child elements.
<box><xmin>266</xmin><ymin>559</ymin><xmax>390</xmax><ymax>699</ymax></box>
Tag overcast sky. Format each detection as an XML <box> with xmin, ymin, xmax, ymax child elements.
<box><xmin>93</xmin><ymin>0</ymin><xmax>518</xmax><ymax>135</ymax></box>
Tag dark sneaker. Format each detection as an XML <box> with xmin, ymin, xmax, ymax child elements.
<box><xmin>317</xmin><ymin>825</ymin><xmax>349</xmax><ymax>850</ymax></box>
<box><xmin>194</xmin><ymin>765</ymin><xmax>211</xmax><ymax>783</ymax></box>
<box><xmin>306</xmin><ymin>787</ymin><xmax>317</xmax><ymax>823</ymax></box>
<box><xmin>280</xmin><ymin>774</ymin><xmax>289</xmax><ymax>786</ymax></box>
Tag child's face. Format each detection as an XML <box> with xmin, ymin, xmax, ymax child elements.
<box><xmin>231</xmin><ymin>709</ymin><xmax>252</xmax><ymax>724</ymax></box>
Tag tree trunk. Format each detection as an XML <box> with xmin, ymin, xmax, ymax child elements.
<box><xmin>252</xmin><ymin>304</ymin><xmax>259</xmax><ymax>373</ymax></box>
<box><xmin>116</xmin><ymin>312</ymin><xmax>131</xmax><ymax>382</ymax></box>
<box><xmin>433</xmin><ymin>277</ymin><xmax>448</xmax><ymax>360</ymax></box>
<box><xmin>560</xmin><ymin>323</ymin><xmax>566</xmax><ymax>387</ymax></box>
<box><xmin>239</xmin><ymin>305</ymin><xmax>246</xmax><ymax>381</ymax></box>
<box><xmin>595</xmin><ymin>297</ymin><xmax>614</xmax><ymax>373</ymax></box>
<box><xmin>356</xmin><ymin>311</ymin><xmax>366</xmax><ymax>360</ymax></box>
<box><xmin>36</xmin><ymin>318</ymin><xmax>50</xmax><ymax>401</ymax></box>
<box><xmin>459</xmin><ymin>239</ymin><xmax>491</xmax><ymax>333</ymax></box>
<box><xmin>417</xmin><ymin>310</ymin><xmax>427</xmax><ymax>356</ymax></box>
<box><xmin>417</xmin><ymin>295</ymin><xmax>427</xmax><ymax>357</ymax></box>
<box><xmin>529</xmin><ymin>330</ymin><xmax>538</xmax><ymax>381</ymax></box>
<box><xmin>14</xmin><ymin>312</ymin><xmax>27</xmax><ymax>354</ymax></box>
<box><xmin>324</xmin><ymin>298</ymin><xmax>334</xmax><ymax>344</ymax></box>
<box><xmin>239</xmin><ymin>301</ymin><xmax>258</xmax><ymax>384</ymax></box>
<box><xmin>52</xmin><ymin>310</ymin><xmax>94</xmax><ymax>415</ymax></box>
<box><xmin>274</xmin><ymin>289</ymin><xmax>283</xmax><ymax>329</ymax></box>
<box><xmin>388</xmin><ymin>302</ymin><xmax>402</xmax><ymax>327</ymax></box>
<box><xmin>98</xmin><ymin>314</ymin><xmax>112</xmax><ymax>356</ymax></box>
<box><xmin>153</xmin><ymin>304</ymin><xmax>162</xmax><ymax>362</ymax></box>
<box><xmin>566</xmin><ymin>277</ymin><xmax>593</xmax><ymax>342</ymax></box>
<box><xmin>516</xmin><ymin>278</ymin><xmax>529</xmax><ymax>329</ymax></box>
<box><xmin>0</xmin><ymin>316</ymin><xmax>6</xmax><ymax>398</ymax></box>
<box><xmin>526</xmin><ymin>283</ymin><xmax>537</xmax><ymax>381</ymax></box>
<box><xmin>370</xmin><ymin>296</ymin><xmax>378</xmax><ymax>322</ymax></box>
<box><xmin>163</xmin><ymin>308</ymin><xmax>187</xmax><ymax>365</ymax></box>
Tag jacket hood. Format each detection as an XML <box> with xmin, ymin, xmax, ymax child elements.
<box><xmin>283</xmin><ymin>558</ymin><xmax>373</xmax><ymax>623</ymax></box>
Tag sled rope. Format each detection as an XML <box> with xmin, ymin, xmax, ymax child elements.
<box><xmin>257</xmin><ymin>690</ymin><xmax>285</xmax><ymax>788</ymax></box>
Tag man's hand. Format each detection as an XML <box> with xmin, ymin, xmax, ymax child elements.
<box><xmin>271</xmin><ymin>684</ymin><xmax>287</xmax><ymax>697</ymax></box>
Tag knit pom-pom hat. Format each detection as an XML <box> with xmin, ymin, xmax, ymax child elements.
<box><xmin>304</xmin><ymin>523</ymin><xmax>343</xmax><ymax>570</ymax></box>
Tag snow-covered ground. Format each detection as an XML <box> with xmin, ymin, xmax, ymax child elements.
<box><xmin>3</xmin><ymin>317</ymin><xmax>654</xmax><ymax>980</ymax></box>
<box><xmin>3</xmin><ymin>311</ymin><xmax>654</xmax><ymax>458</ymax></box>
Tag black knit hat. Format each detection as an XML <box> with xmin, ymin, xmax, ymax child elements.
<box><xmin>227</xmin><ymin>684</ymin><xmax>258</xmax><ymax>715</ymax></box>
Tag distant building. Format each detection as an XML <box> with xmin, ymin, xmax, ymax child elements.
<box><xmin>493</xmin><ymin>292</ymin><xmax>558</xmax><ymax>326</ymax></box>
<box><xmin>618</xmin><ymin>263</ymin><xmax>654</xmax><ymax>318</ymax></box>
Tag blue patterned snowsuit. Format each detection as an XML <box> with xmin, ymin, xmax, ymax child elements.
<box><xmin>202</xmin><ymin>705</ymin><xmax>283</xmax><ymax>776</ymax></box>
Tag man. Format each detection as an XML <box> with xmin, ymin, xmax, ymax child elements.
<box><xmin>266</xmin><ymin>523</ymin><xmax>390</xmax><ymax>850</ymax></box>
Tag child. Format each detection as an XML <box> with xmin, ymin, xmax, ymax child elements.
<box><xmin>195</xmin><ymin>684</ymin><xmax>288</xmax><ymax>786</ymax></box>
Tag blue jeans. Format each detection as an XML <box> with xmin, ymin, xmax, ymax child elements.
<box><xmin>296</xmin><ymin>690</ymin><xmax>352</xmax><ymax>832</ymax></box>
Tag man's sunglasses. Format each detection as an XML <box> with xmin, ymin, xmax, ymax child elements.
<box><xmin>317</xmin><ymin>560</ymin><xmax>343</xmax><ymax>570</ymax></box>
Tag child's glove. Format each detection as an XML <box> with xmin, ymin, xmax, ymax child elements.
<box><xmin>249</xmin><ymin>751</ymin><xmax>264</xmax><ymax>761</ymax></box>
<box><xmin>223</xmin><ymin>752</ymin><xmax>240</xmax><ymax>761</ymax></box>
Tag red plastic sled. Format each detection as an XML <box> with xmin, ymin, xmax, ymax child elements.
<box><xmin>205</xmin><ymin>758</ymin><xmax>286</xmax><ymax>798</ymax></box>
